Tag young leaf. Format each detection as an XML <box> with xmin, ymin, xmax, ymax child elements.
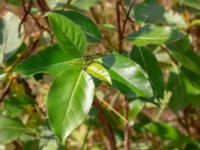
<box><xmin>86</xmin><ymin>62</ymin><xmax>111</xmax><ymax>84</ymax></box>
<box><xmin>99</xmin><ymin>52</ymin><xmax>153</xmax><ymax>98</ymax></box>
<box><xmin>15</xmin><ymin>45</ymin><xmax>83</xmax><ymax>75</ymax></box>
<box><xmin>131</xmin><ymin>47</ymin><xmax>165</xmax><ymax>99</ymax></box>
<box><xmin>128</xmin><ymin>25</ymin><xmax>184</xmax><ymax>46</ymax></box>
<box><xmin>47</xmin><ymin>12</ymin><xmax>87</xmax><ymax>58</ymax></box>
<box><xmin>47</xmin><ymin>69</ymin><xmax>95</xmax><ymax>142</ymax></box>
<box><xmin>0</xmin><ymin>116</ymin><xmax>26</xmax><ymax>144</ymax></box>
<box><xmin>53</xmin><ymin>10</ymin><xmax>102</xmax><ymax>43</ymax></box>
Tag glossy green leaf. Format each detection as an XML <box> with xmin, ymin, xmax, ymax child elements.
<box><xmin>15</xmin><ymin>45</ymin><xmax>83</xmax><ymax>75</ymax></box>
<box><xmin>99</xmin><ymin>52</ymin><xmax>153</xmax><ymax>98</ymax></box>
<box><xmin>47</xmin><ymin>12</ymin><xmax>87</xmax><ymax>58</ymax></box>
<box><xmin>131</xmin><ymin>47</ymin><xmax>165</xmax><ymax>99</ymax></box>
<box><xmin>0</xmin><ymin>12</ymin><xmax>24</xmax><ymax>60</ymax></box>
<box><xmin>53</xmin><ymin>10</ymin><xmax>102</xmax><ymax>43</ymax></box>
<box><xmin>0</xmin><ymin>116</ymin><xmax>26</xmax><ymax>144</ymax></box>
<box><xmin>86</xmin><ymin>62</ymin><xmax>111</xmax><ymax>84</ymax></box>
<box><xmin>128</xmin><ymin>25</ymin><xmax>184</xmax><ymax>46</ymax></box>
<box><xmin>47</xmin><ymin>69</ymin><xmax>95</xmax><ymax>142</ymax></box>
<box><xmin>181</xmin><ymin>0</ymin><xmax>200</xmax><ymax>10</ymax></box>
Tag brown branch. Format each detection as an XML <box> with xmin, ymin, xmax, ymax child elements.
<box><xmin>121</xmin><ymin>0</ymin><xmax>135</xmax><ymax>37</ymax></box>
<box><xmin>18</xmin><ymin>0</ymin><xmax>33</xmax><ymax>35</ymax></box>
<box><xmin>124</xmin><ymin>100</ymin><xmax>130</xmax><ymax>150</ymax></box>
<box><xmin>94</xmin><ymin>100</ymin><xmax>117</xmax><ymax>150</ymax></box>
<box><xmin>35</xmin><ymin>0</ymin><xmax>50</xmax><ymax>13</ymax></box>
<box><xmin>116</xmin><ymin>0</ymin><xmax>123</xmax><ymax>53</ymax></box>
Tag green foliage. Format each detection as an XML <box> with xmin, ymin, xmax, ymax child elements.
<box><xmin>0</xmin><ymin>0</ymin><xmax>200</xmax><ymax>149</ymax></box>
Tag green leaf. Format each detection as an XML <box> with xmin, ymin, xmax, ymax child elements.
<box><xmin>47</xmin><ymin>69</ymin><xmax>95</xmax><ymax>142</ymax></box>
<box><xmin>128</xmin><ymin>25</ymin><xmax>184</xmax><ymax>46</ymax></box>
<box><xmin>70</xmin><ymin>0</ymin><xmax>99</xmax><ymax>11</ymax></box>
<box><xmin>0</xmin><ymin>12</ymin><xmax>24</xmax><ymax>60</ymax></box>
<box><xmin>133</xmin><ymin>0</ymin><xmax>187</xmax><ymax>29</ymax></box>
<box><xmin>53</xmin><ymin>10</ymin><xmax>102</xmax><ymax>43</ymax></box>
<box><xmin>128</xmin><ymin>99</ymin><xmax>145</xmax><ymax>121</ymax></box>
<box><xmin>47</xmin><ymin>12</ymin><xmax>87</xmax><ymax>58</ymax></box>
<box><xmin>99</xmin><ymin>52</ymin><xmax>153</xmax><ymax>98</ymax></box>
<box><xmin>5</xmin><ymin>0</ymin><xmax>22</xmax><ymax>6</ymax></box>
<box><xmin>144</xmin><ymin>122</ymin><xmax>190</xmax><ymax>142</ymax></box>
<box><xmin>133</xmin><ymin>0</ymin><xmax>165</xmax><ymax>24</ymax></box>
<box><xmin>167</xmin><ymin>72</ymin><xmax>187</xmax><ymax>112</ymax></box>
<box><xmin>15</xmin><ymin>45</ymin><xmax>83</xmax><ymax>75</ymax></box>
<box><xmin>181</xmin><ymin>0</ymin><xmax>200</xmax><ymax>10</ymax></box>
<box><xmin>86</xmin><ymin>62</ymin><xmax>111</xmax><ymax>84</ymax></box>
<box><xmin>167</xmin><ymin>44</ymin><xmax>200</xmax><ymax>75</ymax></box>
<box><xmin>0</xmin><ymin>116</ymin><xmax>26</xmax><ymax>144</ymax></box>
<box><xmin>131</xmin><ymin>47</ymin><xmax>165</xmax><ymax>99</ymax></box>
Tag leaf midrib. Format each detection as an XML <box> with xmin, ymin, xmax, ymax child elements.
<box><xmin>61</xmin><ymin>70</ymin><xmax>83</xmax><ymax>138</ymax></box>
<box><xmin>18</xmin><ymin>58</ymin><xmax>83</xmax><ymax>74</ymax></box>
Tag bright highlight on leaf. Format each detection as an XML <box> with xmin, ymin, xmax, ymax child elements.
<box><xmin>99</xmin><ymin>52</ymin><xmax>153</xmax><ymax>98</ymax></box>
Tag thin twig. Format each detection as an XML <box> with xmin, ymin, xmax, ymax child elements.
<box><xmin>19</xmin><ymin>0</ymin><xmax>33</xmax><ymax>35</ymax></box>
<box><xmin>121</xmin><ymin>0</ymin><xmax>135</xmax><ymax>37</ymax></box>
<box><xmin>93</xmin><ymin>100</ymin><xmax>117</xmax><ymax>150</ymax></box>
<box><xmin>116</xmin><ymin>0</ymin><xmax>123</xmax><ymax>53</ymax></box>
<box><xmin>0</xmin><ymin>75</ymin><xmax>17</xmax><ymax>103</ymax></box>
<box><xmin>124</xmin><ymin>99</ymin><xmax>130</xmax><ymax>150</ymax></box>
<box><xmin>96</xmin><ymin>94</ymin><xmax>129</xmax><ymax>124</ymax></box>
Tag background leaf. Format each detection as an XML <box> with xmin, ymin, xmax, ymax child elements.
<box><xmin>128</xmin><ymin>25</ymin><xmax>184</xmax><ymax>46</ymax></box>
<box><xmin>0</xmin><ymin>116</ymin><xmax>26</xmax><ymax>144</ymax></box>
<box><xmin>0</xmin><ymin>12</ymin><xmax>24</xmax><ymax>60</ymax></box>
<box><xmin>181</xmin><ymin>0</ymin><xmax>200</xmax><ymax>10</ymax></box>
